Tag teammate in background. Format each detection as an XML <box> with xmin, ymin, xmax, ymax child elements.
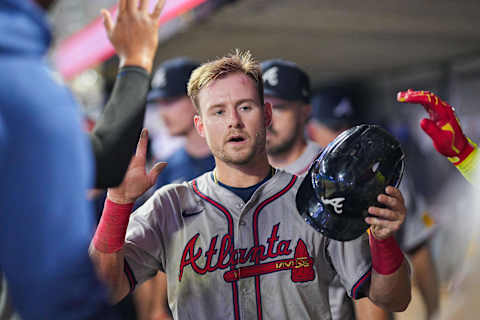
<box><xmin>261</xmin><ymin>59</ymin><xmax>322</xmax><ymax>175</ymax></box>
<box><xmin>0</xmin><ymin>0</ymin><xmax>165</xmax><ymax>318</ymax></box>
<box><xmin>134</xmin><ymin>58</ymin><xmax>213</xmax><ymax>320</ymax></box>
<box><xmin>308</xmin><ymin>88</ymin><xmax>439</xmax><ymax>320</ymax></box>
<box><xmin>89</xmin><ymin>50</ymin><xmax>412</xmax><ymax>319</ymax></box>
<box><xmin>150</xmin><ymin>58</ymin><xmax>214</xmax><ymax>187</ymax></box>
<box><xmin>397</xmin><ymin>89</ymin><xmax>478</xmax><ymax>184</ymax></box>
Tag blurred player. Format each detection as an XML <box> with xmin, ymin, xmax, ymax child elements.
<box><xmin>89</xmin><ymin>50</ymin><xmax>412</xmax><ymax>319</ymax></box>
<box><xmin>0</xmin><ymin>0</ymin><xmax>164</xmax><ymax>318</ymax></box>
<box><xmin>397</xmin><ymin>89</ymin><xmax>478</xmax><ymax>184</ymax></box>
<box><xmin>135</xmin><ymin>58</ymin><xmax>214</xmax><ymax>320</ymax></box>
<box><xmin>261</xmin><ymin>59</ymin><xmax>322</xmax><ymax>175</ymax></box>
<box><xmin>308</xmin><ymin>88</ymin><xmax>439</xmax><ymax>320</ymax></box>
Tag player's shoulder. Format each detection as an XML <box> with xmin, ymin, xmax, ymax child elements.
<box><xmin>153</xmin><ymin>179</ymin><xmax>191</xmax><ymax>196</ymax></box>
<box><xmin>267</xmin><ymin>169</ymin><xmax>305</xmax><ymax>196</ymax></box>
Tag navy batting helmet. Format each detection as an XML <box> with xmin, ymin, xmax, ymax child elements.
<box><xmin>296</xmin><ymin>124</ymin><xmax>405</xmax><ymax>241</ymax></box>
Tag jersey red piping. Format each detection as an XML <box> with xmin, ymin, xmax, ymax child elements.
<box><xmin>192</xmin><ymin>180</ymin><xmax>241</xmax><ymax>320</ymax></box>
<box><xmin>252</xmin><ymin>175</ymin><xmax>298</xmax><ymax>320</ymax></box>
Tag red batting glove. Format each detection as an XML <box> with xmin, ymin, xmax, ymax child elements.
<box><xmin>397</xmin><ymin>89</ymin><xmax>474</xmax><ymax>165</ymax></box>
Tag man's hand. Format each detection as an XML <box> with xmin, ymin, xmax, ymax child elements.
<box><xmin>102</xmin><ymin>0</ymin><xmax>166</xmax><ymax>73</ymax></box>
<box><xmin>365</xmin><ymin>186</ymin><xmax>406</xmax><ymax>240</ymax></box>
<box><xmin>108</xmin><ymin>129</ymin><xmax>166</xmax><ymax>204</ymax></box>
<box><xmin>397</xmin><ymin>89</ymin><xmax>474</xmax><ymax>164</ymax></box>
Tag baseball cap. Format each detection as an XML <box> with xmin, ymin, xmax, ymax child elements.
<box><xmin>147</xmin><ymin>57</ymin><xmax>200</xmax><ymax>102</ymax></box>
<box><xmin>311</xmin><ymin>87</ymin><xmax>358</xmax><ymax>130</ymax></box>
<box><xmin>260</xmin><ymin>59</ymin><xmax>311</xmax><ymax>103</ymax></box>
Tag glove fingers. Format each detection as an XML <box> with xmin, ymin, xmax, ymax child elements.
<box><xmin>398</xmin><ymin>89</ymin><xmax>444</xmax><ymax>120</ymax></box>
<box><xmin>420</xmin><ymin>118</ymin><xmax>443</xmax><ymax>139</ymax></box>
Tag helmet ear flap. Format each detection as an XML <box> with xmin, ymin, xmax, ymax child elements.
<box><xmin>296</xmin><ymin>124</ymin><xmax>405</xmax><ymax>241</ymax></box>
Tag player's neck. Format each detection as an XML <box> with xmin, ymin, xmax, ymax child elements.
<box><xmin>214</xmin><ymin>154</ymin><xmax>271</xmax><ymax>188</ymax></box>
<box><xmin>184</xmin><ymin>128</ymin><xmax>211</xmax><ymax>158</ymax></box>
<box><xmin>268</xmin><ymin>138</ymin><xmax>307</xmax><ymax>168</ymax></box>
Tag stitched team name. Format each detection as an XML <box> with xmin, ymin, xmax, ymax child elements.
<box><xmin>179</xmin><ymin>224</ymin><xmax>292</xmax><ymax>281</ymax></box>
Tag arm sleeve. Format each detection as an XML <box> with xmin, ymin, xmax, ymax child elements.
<box><xmin>90</xmin><ymin>66</ymin><xmax>150</xmax><ymax>188</ymax></box>
<box><xmin>326</xmin><ymin>233</ymin><xmax>372</xmax><ymax>299</ymax></box>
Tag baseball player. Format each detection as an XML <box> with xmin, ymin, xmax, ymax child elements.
<box><xmin>261</xmin><ymin>59</ymin><xmax>322</xmax><ymax>176</ymax></box>
<box><xmin>308</xmin><ymin>88</ymin><xmax>438</xmax><ymax>320</ymax></box>
<box><xmin>0</xmin><ymin>0</ymin><xmax>165</xmax><ymax>318</ymax></box>
<box><xmin>397</xmin><ymin>89</ymin><xmax>478</xmax><ymax>184</ymax></box>
<box><xmin>89</xmin><ymin>50</ymin><xmax>411</xmax><ymax>320</ymax></box>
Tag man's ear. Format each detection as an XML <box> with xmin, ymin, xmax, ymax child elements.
<box><xmin>194</xmin><ymin>114</ymin><xmax>205</xmax><ymax>138</ymax></box>
<box><xmin>264</xmin><ymin>101</ymin><xmax>273</xmax><ymax>128</ymax></box>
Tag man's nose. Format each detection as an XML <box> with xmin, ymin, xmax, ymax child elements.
<box><xmin>227</xmin><ymin>109</ymin><xmax>243</xmax><ymax>128</ymax></box>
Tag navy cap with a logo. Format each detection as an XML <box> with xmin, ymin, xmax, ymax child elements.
<box><xmin>260</xmin><ymin>59</ymin><xmax>311</xmax><ymax>103</ymax></box>
<box><xmin>147</xmin><ymin>57</ymin><xmax>200</xmax><ymax>102</ymax></box>
<box><xmin>311</xmin><ymin>87</ymin><xmax>358</xmax><ymax>130</ymax></box>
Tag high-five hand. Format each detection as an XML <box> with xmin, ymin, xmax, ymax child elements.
<box><xmin>101</xmin><ymin>0</ymin><xmax>166</xmax><ymax>73</ymax></box>
<box><xmin>397</xmin><ymin>89</ymin><xmax>475</xmax><ymax>164</ymax></box>
<box><xmin>108</xmin><ymin>129</ymin><xmax>167</xmax><ymax>204</ymax></box>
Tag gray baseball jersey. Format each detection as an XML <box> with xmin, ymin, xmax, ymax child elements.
<box><xmin>122</xmin><ymin>170</ymin><xmax>373</xmax><ymax>320</ymax></box>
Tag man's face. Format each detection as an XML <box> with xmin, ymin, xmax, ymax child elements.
<box><xmin>265</xmin><ymin>95</ymin><xmax>310</xmax><ymax>156</ymax></box>
<box><xmin>194</xmin><ymin>72</ymin><xmax>272</xmax><ymax>166</ymax></box>
<box><xmin>153</xmin><ymin>96</ymin><xmax>196</xmax><ymax>137</ymax></box>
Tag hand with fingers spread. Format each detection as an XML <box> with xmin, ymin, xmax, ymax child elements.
<box><xmin>365</xmin><ymin>186</ymin><xmax>406</xmax><ymax>240</ymax></box>
<box><xmin>108</xmin><ymin>129</ymin><xmax>167</xmax><ymax>204</ymax></box>
<box><xmin>101</xmin><ymin>0</ymin><xmax>166</xmax><ymax>73</ymax></box>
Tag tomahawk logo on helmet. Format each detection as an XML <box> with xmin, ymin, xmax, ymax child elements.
<box><xmin>296</xmin><ymin>124</ymin><xmax>405</xmax><ymax>241</ymax></box>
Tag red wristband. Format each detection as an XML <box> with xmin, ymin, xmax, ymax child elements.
<box><xmin>369</xmin><ymin>231</ymin><xmax>404</xmax><ymax>275</ymax></box>
<box><xmin>92</xmin><ymin>198</ymin><xmax>134</xmax><ymax>253</ymax></box>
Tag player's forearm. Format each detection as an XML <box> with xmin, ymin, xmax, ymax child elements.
<box><xmin>89</xmin><ymin>245</ymin><xmax>130</xmax><ymax>304</ymax></box>
<box><xmin>367</xmin><ymin>231</ymin><xmax>411</xmax><ymax>312</ymax></box>
<box><xmin>89</xmin><ymin>198</ymin><xmax>134</xmax><ymax>303</ymax></box>
<box><xmin>369</xmin><ymin>260</ymin><xmax>411</xmax><ymax>312</ymax></box>
<box><xmin>90</xmin><ymin>66</ymin><xmax>150</xmax><ymax>188</ymax></box>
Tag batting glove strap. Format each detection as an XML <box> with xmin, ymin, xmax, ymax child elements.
<box><xmin>93</xmin><ymin>199</ymin><xmax>134</xmax><ymax>253</ymax></box>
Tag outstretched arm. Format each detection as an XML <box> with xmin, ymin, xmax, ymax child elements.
<box><xmin>397</xmin><ymin>89</ymin><xmax>478</xmax><ymax>183</ymax></box>
<box><xmin>90</xmin><ymin>130</ymin><xmax>166</xmax><ymax>302</ymax></box>
<box><xmin>90</xmin><ymin>0</ymin><xmax>165</xmax><ymax>188</ymax></box>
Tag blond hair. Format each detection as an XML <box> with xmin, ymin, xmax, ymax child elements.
<box><xmin>187</xmin><ymin>49</ymin><xmax>264</xmax><ymax>111</ymax></box>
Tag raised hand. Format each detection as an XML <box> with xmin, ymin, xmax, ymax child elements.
<box><xmin>101</xmin><ymin>0</ymin><xmax>166</xmax><ymax>73</ymax></box>
<box><xmin>365</xmin><ymin>186</ymin><xmax>406</xmax><ymax>240</ymax></box>
<box><xmin>107</xmin><ymin>129</ymin><xmax>167</xmax><ymax>204</ymax></box>
<box><xmin>397</xmin><ymin>89</ymin><xmax>474</xmax><ymax>164</ymax></box>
